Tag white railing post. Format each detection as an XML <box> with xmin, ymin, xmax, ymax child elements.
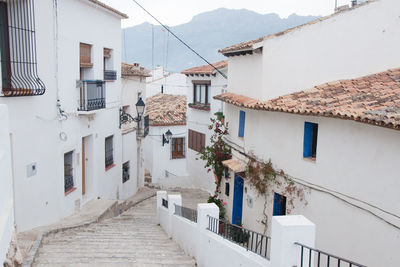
<box><xmin>167</xmin><ymin>194</ymin><xmax>182</xmax><ymax>237</ymax></box>
<box><xmin>270</xmin><ymin>215</ymin><xmax>315</xmax><ymax>267</ymax></box>
<box><xmin>196</xmin><ymin>203</ymin><xmax>219</xmax><ymax>266</ymax></box>
<box><xmin>156</xmin><ymin>190</ymin><xmax>167</xmax><ymax>224</ymax></box>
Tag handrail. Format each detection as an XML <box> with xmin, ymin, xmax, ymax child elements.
<box><xmin>294</xmin><ymin>242</ymin><xmax>367</xmax><ymax>267</ymax></box>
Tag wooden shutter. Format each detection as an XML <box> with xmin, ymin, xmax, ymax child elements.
<box><xmin>303</xmin><ymin>122</ymin><xmax>313</xmax><ymax>158</ymax></box>
<box><xmin>80</xmin><ymin>43</ymin><xmax>93</xmax><ymax>68</ymax></box>
<box><xmin>238</xmin><ymin>110</ymin><xmax>245</xmax><ymax>137</ymax></box>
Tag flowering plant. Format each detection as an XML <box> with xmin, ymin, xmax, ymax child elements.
<box><xmin>198</xmin><ymin>116</ymin><xmax>231</xmax><ymax>193</ymax></box>
<box><xmin>207</xmin><ymin>195</ymin><xmax>227</xmax><ymax>220</ymax></box>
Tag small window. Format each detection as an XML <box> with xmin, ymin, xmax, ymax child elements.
<box><xmin>171</xmin><ymin>137</ymin><xmax>185</xmax><ymax>159</ymax></box>
<box><xmin>103</xmin><ymin>48</ymin><xmax>116</xmax><ymax>81</ymax></box>
<box><xmin>303</xmin><ymin>122</ymin><xmax>318</xmax><ymax>159</ymax></box>
<box><xmin>225</xmin><ymin>182</ymin><xmax>230</xmax><ymax>196</ymax></box>
<box><xmin>105</xmin><ymin>136</ymin><xmax>114</xmax><ymax>169</ymax></box>
<box><xmin>122</xmin><ymin>161</ymin><xmax>130</xmax><ymax>183</ymax></box>
<box><xmin>193</xmin><ymin>81</ymin><xmax>210</xmax><ymax>105</ymax></box>
<box><xmin>188</xmin><ymin>129</ymin><xmax>205</xmax><ymax>153</ymax></box>
<box><xmin>238</xmin><ymin>110</ymin><xmax>245</xmax><ymax>137</ymax></box>
<box><xmin>273</xmin><ymin>192</ymin><xmax>286</xmax><ymax>216</ymax></box>
<box><xmin>64</xmin><ymin>151</ymin><xmax>74</xmax><ymax>193</ymax></box>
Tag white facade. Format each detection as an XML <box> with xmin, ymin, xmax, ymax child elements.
<box><xmin>228</xmin><ymin>0</ymin><xmax>400</xmax><ymax>101</ymax></box>
<box><xmin>0</xmin><ymin>105</ymin><xmax>14</xmax><ymax>264</ymax></box>
<box><xmin>0</xmin><ymin>0</ymin><xmax>133</xmax><ymax>231</ymax></box>
<box><xmin>218</xmin><ymin>1</ymin><xmax>400</xmax><ymax>266</ymax></box>
<box><xmin>146</xmin><ymin>67</ymin><xmax>187</xmax><ymax>98</ymax></box>
<box><xmin>144</xmin><ymin>125</ymin><xmax>188</xmax><ymax>184</ymax></box>
<box><xmin>185</xmin><ymin>68</ymin><xmax>228</xmax><ymax>193</ymax></box>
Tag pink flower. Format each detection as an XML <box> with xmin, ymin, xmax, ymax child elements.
<box><xmin>222</xmin><ymin>202</ymin><xmax>227</xmax><ymax>206</ymax></box>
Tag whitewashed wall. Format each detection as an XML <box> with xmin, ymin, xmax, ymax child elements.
<box><xmin>146</xmin><ymin>67</ymin><xmax>187</xmax><ymax>98</ymax></box>
<box><xmin>221</xmin><ymin>104</ymin><xmax>400</xmax><ymax>267</ymax></box>
<box><xmin>186</xmin><ymin>69</ymin><xmax>228</xmax><ymax>193</ymax></box>
<box><xmin>0</xmin><ymin>105</ymin><xmax>14</xmax><ymax>264</ymax></box>
<box><xmin>144</xmin><ymin>125</ymin><xmax>188</xmax><ymax>183</ymax></box>
<box><xmin>228</xmin><ymin>0</ymin><xmax>400</xmax><ymax>101</ymax></box>
<box><xmin>0</xmin><ymin>0</ymin><xmax>126</xmax><ymax>231</ymax></box>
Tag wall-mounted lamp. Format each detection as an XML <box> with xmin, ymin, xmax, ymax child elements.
<box><xmin>120</xmin><ymin>97</ymin><xmax>146</xmax><ymax>128</ymax></box>
<box><xmin>162</xmin><ymin>129</ymin><xmax>172</xmax><ymax>146</ymax></box>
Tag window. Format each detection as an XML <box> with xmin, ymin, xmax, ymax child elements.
<box><xmin>303</xmin><ymin>122</ymin><xmax>318</xmax><ymax>159</ymax></box>
<box><xmin>188</xmin><ymin>129</ymin><xmax>205</xmax><ymax>153</ymax></box>
<box><xmin>64</xmin><ymin>151</ymin><xmax>74</xmax><ymax>193</ymax></box>
<box><xmin>105</xmin><ymin>136</ymin><xmax>114</xmax><ymax>169</ymax></box>
<box><xmin>0</xmin><ymin>1</ymin><xmax>45</xmax><ymax>96</ymax></box>
<box><xmin>103</xmin><ymin>48</ymin><xmax>116</xmax><ymax>81</ymax></box>
<box><xmin>238</xmin><ymin>110</ymin><xmax>245</xmax><ymax>137</ymax></box>
<box><xmin>171</xmin><ymin>137</ymin><xmax>185</xmax><ymax>159</ymax></box>
<box><xmin>193</xmin><ymin>81</ymin><xmax>211</xmax><ymax>105</ymax></box>
<box><xmin>80</xmin><ymin>43</ymin><xmax>93</xmax><ymax>68</ymax></box>
<box><xmin>273</xmin><ymin>192</ymin><xmax>286</xmax><ymax>216</ymax></box>
<box><xmin>122</xmin><ymin>161</ymin><xmax>130</xmax><ymax>183</ymax></box>
<box><xmin>225</xmin><ymin>182</ymin><xmax>230</xmax><ymax>196</ymax></box>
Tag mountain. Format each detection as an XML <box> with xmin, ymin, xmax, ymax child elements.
<box><xmin>122</xmin><ymin>8</ymin><xmax>319</xmax><ymax>72</ymax></box>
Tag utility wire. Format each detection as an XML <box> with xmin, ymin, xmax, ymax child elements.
<box><xmin>129</xmin><ymin>0</ymin><xmax>228</xmax><ymax>79</ymax></box>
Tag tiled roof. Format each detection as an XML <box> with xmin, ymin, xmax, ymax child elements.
<box><xmin>214</xmin><ymin>68</ymin><xmax>400</xmax><ymax>130</ymax></box>
<box><xmin>146</xmin><ymin>93</ymin><xmax>187</xmax><ymax>126</ymax></box>
<box><xmin>122</xmin><ymin>63</ymin><xmax>151</xmax><ymax>77</ymax></box>
<box><xmin>88</xmin><ymin>0</ymin><xmax>128</xmax><ymax>19</ymax></box>
<box><xmin>181</xmin><ymin>60</ymin><xmax>228</xmax><ymax>75</ymax></box>
<box><xmin>219</xmin><ymin>1</ymin><xmax>375</xmax><ymax>54</ymax></box>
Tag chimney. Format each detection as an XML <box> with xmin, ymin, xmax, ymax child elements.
<box><xmin>133</xmin><ymin>63</ymin><xmax>139</xmax><ymax>67</ymax></box>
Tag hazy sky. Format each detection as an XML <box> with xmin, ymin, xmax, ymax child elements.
<box><xmin>101</xmin><ymin>0</ymin><xmax>353</xmax><ymax>28</ymax></box>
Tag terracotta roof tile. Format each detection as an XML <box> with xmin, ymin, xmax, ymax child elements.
<box><xmin>181</xmin><ymin>60</ymin><xmax>228</xmax><ymax>75</ymax></box>
<box><xmin>214</xmin><ymin>68</ymin><xmax>400</xmax><ymax>130</ymax></box>
<box><xmin>88</xmin><ymin>0</ymin><xmax>128</xmax><ymax>19</ymax></box>
<box><xmin>146</xmin><ymin>93</ymin><xmax>186</xmax><ymax>126</ymax></box>
<box><xmin>219</xmin><ymin>1</ymin><xmax>375</xmax><ymax>54</ymax></box>
<box><xmin>121</xmin><ymin>62</ymin><xmax>151</xmax><ymax>77</ymax></box>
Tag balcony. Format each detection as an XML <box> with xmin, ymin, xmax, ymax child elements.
<box><xmin>104</xmin><ymin>70</ymin><xmax>117</xmax><ymax>81</ymax></box>
<box><xmin>77</xmin><ymin>80</ymin><xmax>106</xmax><ymax>112</ymax></box>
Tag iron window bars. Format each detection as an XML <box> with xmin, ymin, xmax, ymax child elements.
<box><xmin>294</xmin><ymin>242</ymin><xmax>367</xmax><ymax>267</ymax></box>
<box><xmin>78</xmin><ymin>80</ymin><xmax>106</xmax><ymax>111</ymax></box>
<box><xmin>162</xmin><ymin>198</ymin><xmax>168</xmax><ymax>208</ymax></box>
<box><xmin>174</xmin><ymin>204</ymin><xmax>197</xmax><ymax>223</ymax></box>
<box><xmin>122</xmin><ymin>161</ymin><xmax>130</xmax><ymax>183</ymax></box>
<box><xmin>207</xmin><ymin>215</ymin><xmax>271</xmax><ymax>259</ymax></box>
<box><xmin>105</xmin><ymin>136</ymin><xmax>114</xmax><ymax>168</ymax></box>
<box><xmin>104</xmin><ymin>70</ymin><xmax>117</xmax><ymax>81</ymax></box>
<box><xmin>0</xmin><ymin>0</ymin><xmax>45</xmax><ymax>97</ymax></box>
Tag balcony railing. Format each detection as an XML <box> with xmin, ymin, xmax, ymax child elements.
<box><xmin>104</xmin><ymin>70</ymin><xmax>117</xmax><ymax>81</ymax></box>
<box><xmin>78</xmin><ymin>80</ymin><xmax>105</xmax><ymax>111</ymax></box>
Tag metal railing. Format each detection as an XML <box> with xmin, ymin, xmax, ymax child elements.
<box><xmin>162</xmin><ymin>198</ymin><xmax>168</xmax><ymax>208</ymax></box>
<box><xmin>64</xmin><ymin>175</ymin><xmax>74</xmax><ymax>192</ymax></box>
<box><xmin>207</xmin><ymin>215</ymin><xmax>271</xmax><ymax>259</ymax></box>
<box><xmin>78</xmin><ymin>80</ymin><xmax>105</xmax><ymax>111</ymax></box>
<box><xmin>294</xmin><ymin>242</ymin><xmax>367</xmax><ymax>267</ymax></box>
<box><xmin>104</xmin><ymin>70</ymin><xmax>117</xmax><ymax>81</ymax></box>
<box><xmin>105</xmin><ymin>148</ymin><xmax>114</xmax><ymax>168</ymax></box>
<box><xmin>174</xmin><ymin>204</ymin><xmax>197</xmax><ymax>223</ymax></box>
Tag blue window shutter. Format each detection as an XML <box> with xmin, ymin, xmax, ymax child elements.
<box><xmin>238</xmin><ymin>110</ymin><xmax>245</xmax><ymax>137</ymax></box>
<box><xmin>303</xmin><ymin>122</ymin><xmax>313</xmax><ymax>157</ymax></box>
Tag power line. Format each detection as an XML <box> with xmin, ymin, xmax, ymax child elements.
<box><xmin>129</xmin><ymin>0</ymin><xmax>228</xmax><ymax>79</ymax></box>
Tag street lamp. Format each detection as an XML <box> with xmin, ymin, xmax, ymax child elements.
<box><xmin>119</xmin><ymin>97</ymin><xmax>146</xmax><ymax>128</ymax></box>
<box><xmin>162</xmin><ymin>129</ymin><xmax>172</xmax><ymax>146</ymax></box>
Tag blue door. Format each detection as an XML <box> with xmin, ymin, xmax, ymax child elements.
<box><xmin>273</xmin><ymin>192</ymin><xmax>287</xmax><ymax>216</ymax></box>
<box><xmin>232</xmin><ymin>175</ymin><xmax>244</xmax><ymax>225</ymax></box>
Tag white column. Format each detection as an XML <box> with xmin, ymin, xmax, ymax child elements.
<box><xmin>196</xmin><ymin>203</ymin><xmax>219</xmax><ymax>266</ymax></box>
<box><xmin>270</xmin><ymin>215</ymin><xmax>316</xmax><ymax>267</ymax></box>
<box><xmin>167</xmin><ymin>194</ymin><xmax>182</xmax><ymax>237</ymax></box>
<box><xmin>156</xmin><ymin>190</ymin><xmax>167</xmax><ymax>224</ymax></box>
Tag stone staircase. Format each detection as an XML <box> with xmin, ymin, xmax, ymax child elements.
<box><xmin>33</xmin><ymin>196</ymin><xmax>196</xmax><ymax>266</ymax></box>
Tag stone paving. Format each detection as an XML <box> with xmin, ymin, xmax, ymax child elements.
<box><xmin>32</xmin><ymin>188</ymin><xmax>210</xmax><ymax>266</ymax></box>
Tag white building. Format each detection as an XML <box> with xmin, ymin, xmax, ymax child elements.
<box><xmin>0</xmin><ymin>105</ymin><xmax>14</xmax><ymax>264</ymax></box>
<box><xmin>214</xmin><ymin>0</ymin><xmax>400</xmax><ymax>266</ymax></box>
<box><xmin>144</xmin><ymin>93</ymin><xmax>188</xmax><ymax>184</ymax></box>
<box><xmin>146</xmin><ymin>66</ymin><xmax>187</xmax><ymax>98</ymax></box>
<box><xmin>181</xmin><ymin>61</ymin><xmax>228</xmax><ymax>193</ymax></box>
<box><xmin>0</xmin><ymin>0</ymin><xmax>144</xmax><ymax>232</ymax></box>
<box><xmin>120</xmin><ymin>62</ymin><xmax>151</xmax><ymax>198</ymax></box>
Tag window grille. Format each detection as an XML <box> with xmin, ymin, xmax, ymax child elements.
<box><xmin>64</xmin><ymin>151</ymin><xmax>74</xmax><ymax>193</ymax></box>
<box><xmin>0</xmin><ymin>0</ymin><xmax>45</xmax><ymax>97</ymax></box>
<box><xmin>122</xmin><ymin>161</ymin><xmax>130</xmax><ymax>183</ymax></box>
<box><xmin>105</xmin><ymin>136</ymin><xmax>114</xmax><ymax>168</ymax></box>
